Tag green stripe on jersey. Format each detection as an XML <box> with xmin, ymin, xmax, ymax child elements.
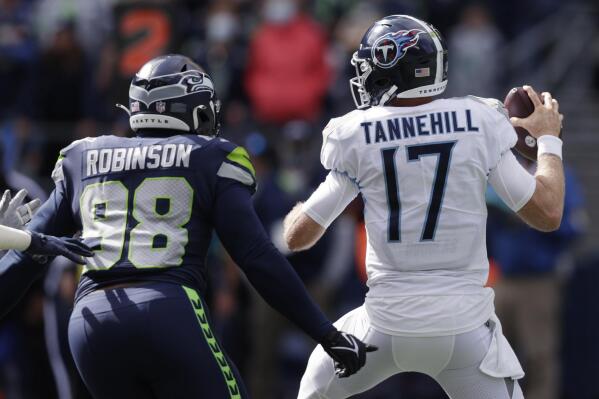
<box><xmin>226</xmin><ymin>147</ymin><xmax>255</xmax><ymax>177</ymax></box>
<box><xmin>182</xmin><ymin>286</ymin><xmax>242</xmax><ymax>398</ymax></box>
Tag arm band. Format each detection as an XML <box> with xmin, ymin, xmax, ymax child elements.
<box><xmin>0</xmin><ymin>224</ymin><xmax>31</xmax><ymax>251</ymax></box>
<box><xmin>537</xmin><ymin>135</ymin><xmax>563</xmax><ymax>160</ymax></box>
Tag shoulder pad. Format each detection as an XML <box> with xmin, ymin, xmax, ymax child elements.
<box><xmin>58</xmin><ymin>137</ymin><xmax>98</xmax><ymax>158</ymax></box>
<box><xmin>53</xmin><ymin>137</ymin><xmax>97</xmax><ymax>184</ymax></box>
<box><xmin>467</xmin><ymin>96</ymin><xmax>509</xmax><ymax>120</ymax></box>
<box><xmin>323</xmin><ymin>110</ymin><xmax>363</xmax><ymax>141</ymax></box>
<box><xmin>211</xmin><ymin>138</ymin><xmax>256</xmax><ymax>189</ymax></box>
<box><xmin>321</xmin><ymin>110</ymin><xmax>364</xmax><ymax>174</ymax></box>
<box><xmin>51</xmin><ymin>156</ymin><xmax>65</xmax><ymax>184</ymax></box>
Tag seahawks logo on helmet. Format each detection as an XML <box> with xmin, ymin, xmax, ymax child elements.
<box><xmin>129</xmin><ymin>70</ymin><xmax>214</xmax><ymax>107</ymax></box>
<box><xmin>181</xmin><ymin>74</ymin><xmax>205</xmax><ymax>93</ymax></box>
<box><xmin>371</xmin><ymin>29</ymin><xmax>425</xmax><ymax>68</ymax></box>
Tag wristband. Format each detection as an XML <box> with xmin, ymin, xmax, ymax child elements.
<box><xmin>537</xmin><ymin>135</ymin><xmax>562</xmax><ymax>160</ymax></box>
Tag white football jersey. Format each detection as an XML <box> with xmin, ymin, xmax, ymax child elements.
<box><xmin>320</xmin><ymin>96</ymin><xmax>519</xmax><ymax>336</ymax></box>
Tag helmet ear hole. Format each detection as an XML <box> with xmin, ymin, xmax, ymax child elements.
<box><xmin>198</xmin><ymin>110</ymin><xmax>210</xmax><ymax>123</ymax></box>
<box><xmin>194</xmin><ymin>106</ymin><xmax>216</xmax><ymax>136</ymax></box>
<box><xmin>374</xmin><ymin>78</ymin><xmax>391</xmax><ymax>88</ymax></box>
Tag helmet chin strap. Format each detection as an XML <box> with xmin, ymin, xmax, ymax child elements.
<box><xmin>379</xmin><ymin>85</ymin><xmax>399</xmax><ymax>106</ymax></box>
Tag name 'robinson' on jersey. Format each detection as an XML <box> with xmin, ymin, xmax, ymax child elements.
<box><xmin>52</xmin><ymin>133</ymin><xmax>256</xmax><ymax>300</ymax></box>
<box><xmin>319</xmin><ymin>96</ymin><xmax>523</xmax><ymax>336</ymax></box>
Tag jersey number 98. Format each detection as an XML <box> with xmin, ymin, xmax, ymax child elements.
<box><xmin>79</xmin><ymin>177</ymin><xmax>193</xmax><ymax>270</ymax></box>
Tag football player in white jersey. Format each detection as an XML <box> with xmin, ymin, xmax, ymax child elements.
<box><xmin>283</xmin><ymin>15</ymin><xmax>564</xmax><ymax>399</ymax></box>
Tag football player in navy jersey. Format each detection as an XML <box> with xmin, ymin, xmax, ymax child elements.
<box><xmin>0</xmin><ymin>54</ymin><xmax>375</xmax><ymax>398</ymax></box>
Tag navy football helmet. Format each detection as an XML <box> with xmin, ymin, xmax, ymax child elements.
<box><xmin>125</xmin><ymin>54</ymin><xmax>221</xmax><ymax>136</ymax></box>
<box><xmin>350</xmin><ymin>15</ymin><xmax>448</xmax><ymax>109</ymax></box>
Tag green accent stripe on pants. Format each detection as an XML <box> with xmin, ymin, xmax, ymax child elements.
<box><xmin>182</xmin><ymin>286</ymin><xmax>242</xmax><ymax>399</ymax></box>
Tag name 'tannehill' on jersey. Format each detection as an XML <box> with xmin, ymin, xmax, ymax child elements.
<box><xmin>361</xmin><ymin>109</ymin><xmax>479</xmax><ymax>145</ymax></box>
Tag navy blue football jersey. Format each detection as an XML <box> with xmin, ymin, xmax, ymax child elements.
<box><xmin>48</xmin><ymin>134</ymin><xmax>256</xmax><ymax>299</ymax></box>
<box><xmin>0</xmin><ymin>133</ymin><xmax>335</xmax><ymax>342</ymax></box>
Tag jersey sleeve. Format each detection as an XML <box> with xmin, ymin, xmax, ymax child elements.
<box><xmin>215</xmin><ymin>142</ymin><xmax>257</xmax><ymax>193</ymax></box>
<box><xmin>28</xmin><ymin>149</ymin><xmax>78</xmax><ymax>236</ymax></box>
<box><xmin>302</xmin><ymin>171</ymin><xmax>359</xmax><ymax>228</ymax></box>
<box><xmin>470</xmin><ymin>97</ymin><xmax>518</xmax><ymax>172</ymax></box>
<box><xmin>320</xmin><ymin>112</ymin><xmax>361</xmax><ymax>179</ymax></box>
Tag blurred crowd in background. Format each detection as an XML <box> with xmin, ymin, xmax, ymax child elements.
<box><xmin>0</xmin><ymin>0</ymin><xmax>598</xmax><ymax>398</ymax></box>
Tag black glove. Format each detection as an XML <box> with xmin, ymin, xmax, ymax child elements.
<box><xmin>25</xmin><ymin>232</ymin><xmax>94</xmax><ymax>264</ymax></box>
<box><xmin>321</xmin><ymin>329</ymin><xmax>377</xmax><ymax>378</ymax></box>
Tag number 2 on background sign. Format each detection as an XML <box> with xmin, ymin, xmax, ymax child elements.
<box><xmin>118</xmin><ymin>8</ymin><xmax>172</xmax><ymax>77</ymax></box>
<box><xmin>381</xmin><ymin>141</ymin><xmax>456</xmax><ymax>242</ymax></box>
<box><xmin>80</xmin><ymin>177</ymin><xmax>193</xmax><ymax>270</ymax></box>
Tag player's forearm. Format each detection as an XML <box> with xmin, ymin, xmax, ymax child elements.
<box><xmin>241</xmin><ymin>241</ymin><xmax>335</xmax><ymax>342</ymax></box>
<box><xmin>285</xmin><ymin>172</ymin><xmax>358</xmax><ymax>251</ymax></box>
<box><xmin>534</xmin><ymin>153</ymin><xmax>565</xmax><ymax>226</ymax></box>
<box><xmin>0</xmin><ymin>224</ymin><xmax>31</xmax><ymax>251</ymax></box>
<box><xmin>284</xmin><ymin>202</ymin><xmax>325</xmax><ymax>252</ymax></box>
<box><xmin>214</xmin><ymin>184</ymin><xmax>335</xmax><ymax>342</ymax></box>
<box><xmin>518</xmin><ymin>153</ymin><xmax>564</xmax><ymax>231</ymax></box>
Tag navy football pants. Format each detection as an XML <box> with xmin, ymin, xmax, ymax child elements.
<box><xmin>68</xmin><ymin>282</ymin><xmax>249</xmax><ymax>399</ymax></box>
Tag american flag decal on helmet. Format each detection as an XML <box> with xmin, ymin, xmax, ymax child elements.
<box><xmin>415</xmin><ymin>67</ymin><xmax>430</xmax><ymax>77</ymax></box>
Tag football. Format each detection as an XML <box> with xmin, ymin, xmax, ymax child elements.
<box><xmin>503</xmin><ymin>87</ymin><xmax>542</xmax><ymax>161</ymax></box>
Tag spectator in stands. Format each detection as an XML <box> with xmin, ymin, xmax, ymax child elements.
<box><xmin>328</xmin><ymin>2</ymin><xmax>383</xmax><ymax>115</ymax></box>
<box><xmin>0</xmin><ymin>0</ymin><xmax>37</xmax><ymax>172</ymax></box>
<box><xmin>0</xmin><ymin>0</ymin><xmax>37</xmax><ymax>119</ymax></box>
<box><xmin>446</xmin><ymin>3</ymin><xmax>503</xmax><ymax>97</ymax></box>
<box><xmin>487</xmin><ymin>161</ymin><xmax>587</xmax><ymax>399</ymax></box>
<box><xmin>20</xmin><ymin>20</ymin><xmax>96</xmax><ymax>177</ymax></box>
<box><xmin>193</xmin><ymin>1</ymin><xmax>247</xmax><ymax>105</ymax></box>
<box><xmin>33</xmin><ymin>0</ymin><xmax>114</xmax><ymax>60</ymax></box>
<box><xmin>244</xmin><ymin>0</ymin><xmax>331</xmax><ymax>125</ymax></box>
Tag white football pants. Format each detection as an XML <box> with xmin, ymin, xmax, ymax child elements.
<box><xmin>298</xmin><ymin>306</ymin><xmax>524</xmax><ymax>399</ymax></box>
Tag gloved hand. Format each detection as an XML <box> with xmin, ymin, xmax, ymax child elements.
<box><xmin>25</xmin><ymin>232</ymin><xmax>94</xmax><ymax>264</ymax></box>
<box><xmin>321</xmin><ymin>329</ymin><xmax>377</xmax><ymax>378</ymax></box>
<box><xmin>0</xmin><ymin>189</ymin><xmax>41</xmax><ymax>228</ymax></box>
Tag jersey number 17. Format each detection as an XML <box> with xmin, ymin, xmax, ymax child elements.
<box><xmin>381</xmin><ymin>141</ymin><xmax>456</xmax><ymax>242</ymax></box>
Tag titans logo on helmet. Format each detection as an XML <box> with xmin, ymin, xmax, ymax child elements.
<box><xmin>371</xmin><ymin>29</ymin><xmax>425</xmax><ymax>68</ymax></box>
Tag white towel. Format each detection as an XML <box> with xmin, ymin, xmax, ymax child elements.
<box><xmin>479</xmin><ymin>313</ymin><xmax>525</xmax><ymax>380</ymax></box>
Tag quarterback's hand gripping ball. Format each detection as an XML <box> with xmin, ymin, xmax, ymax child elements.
<box><xmin>504</xmin><ymin>85</ymin><xmax>563</xmax><ymax>161</ymax></box>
